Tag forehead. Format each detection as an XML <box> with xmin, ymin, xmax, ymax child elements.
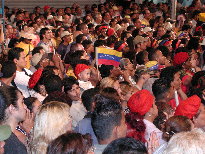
<box><xmin>82</xmin><ymin>68</ymin><xmax>90</xmax><ymax>74</ymax></box>
<box><xmin>71</xmin><ymin>84</ymin><xmax>79</xmax><ymax>89</ymax></box>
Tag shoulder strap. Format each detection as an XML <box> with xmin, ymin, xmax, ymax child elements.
<box><xmin>22</xmin><ymin>69</ymin><xmax>31</xmax><ymax>77</ymax></box>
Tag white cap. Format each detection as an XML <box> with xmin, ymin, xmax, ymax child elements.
<box><xmin>60</xmin><ymin>31</ymin><xmax>72</xmax><ymax>38</ymax></box>
<box><xmin>143</xmin><ymin>27</ymin><xmax>153</xmax><ymax>33</ymax></box>
<box><xmin>47</xmin><ymin>15</ymin><xmax>53</xmax><ymax>20</ymax></box>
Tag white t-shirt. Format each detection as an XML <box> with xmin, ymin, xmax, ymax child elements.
<box><xmin>78</xmin><ymin>80</ymin><xmax>94</xmax><ymax>92</ymax></box>
<box><xmin>14</xmin><ymin>69</ymin><xmax>33</xmax><ymax>98</ymax></box>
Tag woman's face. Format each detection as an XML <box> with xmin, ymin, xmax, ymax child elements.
<box><xmin>125</xmin><ymin>60</ymin><xmax>134</xmax><ymax>71</ymax></box>
<box><xmin>151</xmin><ymin>101</ymin><xmax>158</xmax><ymax>118</ymax></box>
<box><xmin>32</xmin><ymin>99</ymin><xmax>41</xmax><ymax>115</ymax></box>
<box><xmin>190</xmin><ymin>53</ymin><xmax>199</xmax><ymax>68</ymax></box>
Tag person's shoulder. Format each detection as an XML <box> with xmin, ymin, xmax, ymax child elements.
<box><xmin>4</xmin><ymin>133</ymin><xmax>27</xmax><ymax>154</ymax></box>
<box><xmin>24</xmin><ymin>68</ymin><xmax>33</xmax><ymax>74</ymax></box>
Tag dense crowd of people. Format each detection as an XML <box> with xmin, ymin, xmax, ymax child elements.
<box><xmin>1</xmin><ymin>0</ymin><xmax>205</xmax><ymax>153</ymax></box>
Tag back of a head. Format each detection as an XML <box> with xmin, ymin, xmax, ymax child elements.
<box><xmin>91</xmin><ymin>94</ymin><xmax>122</xmax><ymax>142</ymax></box>
<box><xmin>46</xmin><ymin>132</ymin><xmax>92</xmax><ymax>154</ymax></box>
<box><xmin>152</xmin><ymin>78</ymin><xmax>171</xmax><ymax>100</ymax></box>
<box><xmin>99</xmin><ymin>64</ymin><xmax>114</xmax><ymax>78</ymax></box>
<box><xmin>30</xmin><ymin>101</ymin><xmax>72</xmax><ymax>153</ymax></box>
<box><xmin>100</xmin><ymin>87</ymin><xmax>120</xmax><ymax>101</ymax></box>
<box><xmin>43</xmin><ymin>74</ymin><xmax>63</xmax><ymax>94</ymax></box>
<box><xmin>100</xmin><ymin>77</ymin><xmax>116</xmax><ymax>90</ymax></box>
<box><xmin>102</xmin><ymin>137</ymin><xmax>147</xmax><ymax>154</ymax></box>
<box><xmin>81</xmin><ymin>88</ymin><xmax>99</xmax><ymax>112</ymax></box>
<box><xmin>164</xmin><ymin>128</ymin><xmax>205</xmax><ymax>154</ymax></box>
<box><xmin>160</xmin><ymin>66</ymin><xmax>180</xmax><ymax>82</ymax></box>
<box><xmin>24</xmin><ymin>97</ymin><xmax>38</xmax><ymax>112</ymax></box>
<box><xmin>1</xmin><ymin>61</ymin><xmax>17</xmax><ymax>78</ymax></box>
<box><xmin>163</xmin><ymin>115</ymin><xmax>192</xmax><ymax>142</ymax></box>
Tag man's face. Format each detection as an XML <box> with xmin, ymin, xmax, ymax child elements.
<box><xmin>87</xmin><ymin>44</ymin><xmax>94</xmax><ymax>53</ymax></box>
<box><xmin>24</xmin><ymin>38</ymin><xmax>32</xmax><ymax>44</ymax></box>
<box><xmin>144</xmin><ymin>10</ymin><xmax>151</xmax><ymax>20</ymax></box>
<box><xmin>82</xmin><ymin>25</ymin><xmax>89</xmax><ymax>35</ymax></box>
<box><xmin>44</xmin><ymin>30</ymin><xmax>52</xmax><ymax>40</ymax></box>
<box><xmin>76</xmin><ymin>8</ymin><xmax>82</xmax><ymax>14</ymax></box>
<box><xmin>14</xmin><ymin>92</ymin><xmax>27</xmax><ymax>122</ymax></box>
<box><xmin>65</xmin><ymin>8</ymin><xmax>71</xmax><ymax>14</ymax></box>
<box><xmin>104</xmin><ymin>12</ymin><xmax>111</xmax><ymax>21</ymax></box>
<box><xmin>0</xmin><ymin>141</ymin><xmax>5</xmax><ymax>154</ymax></box>
<box><xmin>16</xmin><ymin>14</ymin><xmax>23</xmax><ymax>20</ymax></box>
<box><xmin>16</xmin><ymin>52</ymin><xmax>27</xmax><ymax>69</ymax></box>
<box><xmin>96</xmin><ymin>15</ymin><xmax>102</xmax><ymax>23</ymax></box>
<box><xmin>63</xmin><ymin>15</ymin><xmax>70</xmax><ymax>23</ymax></box>
<box><xmin>66</xmin><ymin>84</ymin><xmax>81</xmax><ymax>101</ymax></box>
<box><xmin>157</xmin><ymin>27</ymin><xmax>166</xmax><ymax>37</ymax></box>
<box><xmin>172</xmin><ymin>72</ymin><xmax>181</xmax><ymax>90</ymax></box>
<box><xmin>6</xmin><ymin>25</ymin><xmax>13</xmax><ymax>34</ymax></box>
<box><xmin>156</xmin><ymin>50</ymin><xmax>166</xmax><ymax>65</ymax></box>
<box><xmin>57</xmin><ymin>9</ymin><xmax>64</xmax><ymax>16</ymax></box>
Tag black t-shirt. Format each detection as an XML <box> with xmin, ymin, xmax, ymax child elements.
<box><xmin>4</xmin><ymin>133</ymin><xmax>27</xmax><ymax>154</ymax></box>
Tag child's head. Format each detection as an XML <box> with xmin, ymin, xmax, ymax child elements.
<box><xmin>74</xmin><ymin>64</ymin><xmax>91</xmax><ymax>82</ymax></box>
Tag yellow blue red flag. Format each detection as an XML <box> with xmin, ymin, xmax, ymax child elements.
<box><xmin>96</xmin><ymin>47</ymin><xmax>122</xmax><ymax>67</ymax></box>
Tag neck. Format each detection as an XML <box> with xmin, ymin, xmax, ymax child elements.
<box><xmin>43</xmin><ymin>38</ymin><xmax>50</xmax><ymax>43</ymax></box>
<box><xmin>16</xmin><ymin>66</ymin><xmax>23</xmax><ymax>72</ymax></box>
<box><xmin>136</xmin><ymin>79</ymin><xmax>144</xmax><ymax>90</ymax></box>
<box><xmin>90</xmin><ymin>80</ymin><xmax>98</xmax><ymax>87</ymax></box>
<box><xmin>98</xmin><ymin>137</ymin><xmax>115</xmax><ymax>145</ymax></box>
<box><xmin>144</xmin><ymin>114</ymin><xmax>155</xmax><ymax>123</ymax></box>
<box><xmin>4</xmin><ymin>118</ymin><xmax>18</xmax><ymax>132</ymax></box>
<box><xmin>0</xmin><ymin>77</ymin><xmax>13</xmax><ymax>86</ymax></box>
<box><xmin>63</xmin><ymin>42</ymin><xmax>69</xmax><ymax>46</ymax></box>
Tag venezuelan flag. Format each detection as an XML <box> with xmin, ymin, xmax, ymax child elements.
<box><xmin>96</xmin><ymin>48</ymin><xmax>122</xmax><ymax>67</ymax></box>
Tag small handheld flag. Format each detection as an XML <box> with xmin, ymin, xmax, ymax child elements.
<box><xmin>96</xmin><ymin>47</ymin><xmax>122</xmax><ymax>67</ymax></box>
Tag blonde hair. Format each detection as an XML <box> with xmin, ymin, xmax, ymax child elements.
<box><xmin>28</xmin><ymin>101</ymin><xmax>72</xmax><ymax>154</ymax></box>
<box><xmin>163</xmin><ymin>128</ymin><xmax>205</xmax><ymax>154</ymax></box>
<box><xmin>100</xmin><ymin>77</ymin><xmax>117</xmax><ymax>90</ymax></box>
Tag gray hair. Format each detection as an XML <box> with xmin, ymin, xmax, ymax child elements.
<box><xmin>163</xmin><ymin>128</ymin><xmax>205</xmax><ymax>154</ymax></box>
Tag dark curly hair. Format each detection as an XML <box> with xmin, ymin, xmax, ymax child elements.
<box><xmin>125</xmin><ymin>112</ymin><xmax>146</xmax><ymax>143</ymax></box>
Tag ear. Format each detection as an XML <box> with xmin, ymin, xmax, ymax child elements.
<box><xmin>12</xmin><ymin>72</ymin><xmax>17</xmax><ymax>79</ymax></box>
<box><xmin>163</xmin><ymin>111</ymin><xmax>169</xmax><ymax>119</ymax></box>
<box><xmin>78</xmin><ymin>73</ymin><xmax>82</xmax><ymax>79</ymax></box>
<box><xmin>120</xmin><ymin>95</ymin><xmax>126</xmax><ymax>101</ymax></box>
<box><xmin>8</xmin><ymin>104</ymin><xmax>16</xmax><ymax>114</ymax></box>
<box><xmin>112</xmin><ymin>126</ymin><xmax>118</xmax><ymax>138</ymax></box>
<box><xmin>170</xmin><ymin>81</ymin><xmax>175</xmax><ymax>89</ymax></box>
<box><xmin>13</xmin><ymin>58</ymin><xmax>18</xmax><ymax>65</ymax></box>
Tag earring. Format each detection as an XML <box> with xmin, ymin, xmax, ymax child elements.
<box><xmin>147</xmin><ymin>113</ymin><xmax>152</xmax><ymax>117</ymax></box>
